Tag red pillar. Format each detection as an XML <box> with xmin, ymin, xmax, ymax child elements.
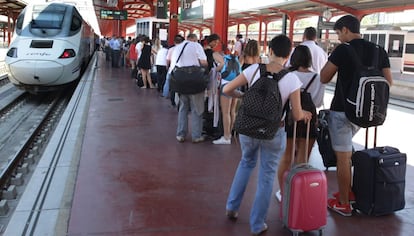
<box><xmin>258</xmin><ymin>17</ymin><xmax>263</xmax><ymax>50</ymax></box>
<box><xmin>7</xmin><ymin>12</ymin><xmax>12</xmax><ymax>46</ymax></box>
<box><xmin>263</xmin><ymin>22</ymin><xmax>268</xmax><ymax>54</ymax></box>
<box><xmin>168</xmin><ymin>0</ymin><xmax>179</xmax><ymax>46</ymax></box>
<box><xmin>288</xmin><ymin>15</ymin><xmax>296</xmax><ymax>43</ymax></box>
<box><xmin>213</xmin><ymin>0</ymin><xmax>229</xmax><ymax>48</ymax></box>
<box><xmin>116</xmin><ymin>0</ymin><xmax>124</xmax><ymax>36</ymax></box>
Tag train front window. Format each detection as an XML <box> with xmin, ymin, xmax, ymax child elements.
<box><xmin>31</xmin><ymin>4</ymin><xmax>66</xmax><ymax>30</ymax></box>
<box><xmin>31</xmin><ymin>11</ymin><xmax>64</xmax><ymax>29</ymax></box>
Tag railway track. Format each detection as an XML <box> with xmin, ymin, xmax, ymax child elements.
<box><xmin>0</xmin><ymin>80</ymin><xmax>74</xmax><ymax>230</ymax></box>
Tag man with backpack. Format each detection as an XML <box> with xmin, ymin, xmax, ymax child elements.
<box><xmin>320</xmin><ymin>15</ymin><xmax>393</xmax><ymax>216</ymax></box>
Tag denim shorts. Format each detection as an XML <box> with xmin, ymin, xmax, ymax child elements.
<box><xmin>327</xmin><ymin>111</ymin><xmax>360</xmax><ymax>152</ymax></box>
<box><xmin>220</xmin><ymin>82</ymin><xmax>233</xmax><ymax>98</ymax></box>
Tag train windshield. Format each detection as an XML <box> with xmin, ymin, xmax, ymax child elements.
<box><xmin>31</xmin><ymin>5</ymin><xmax>66</xmax><ymax>29</ymax></box>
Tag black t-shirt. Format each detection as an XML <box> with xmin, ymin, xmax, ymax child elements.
<box><xmin>328</xmin><ymin>39</ymin><xmax>390</xmax><ymax>111</ymax></box>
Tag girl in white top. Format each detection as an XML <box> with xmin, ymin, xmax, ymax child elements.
<box><xmin>276</xmin><ymin>45</ymin><xmax>320</xmax><ymax>200</ymax></box>
<box><xmin>223</xmin><ymin>35</ymin><xmax>312</xmax><ymax>235</ymax></box>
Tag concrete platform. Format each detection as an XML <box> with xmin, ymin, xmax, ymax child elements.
<box><xmin>65</xmin><ymin>53</ymin><xmax>414</xmax><ymax>236</ymax></box>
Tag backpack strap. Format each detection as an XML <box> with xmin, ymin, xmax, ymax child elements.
<box><xmin>175</xmin><ymin>42</ymin><xmax>189</xmax><ymax>64</ymax></box>
<box><xmin>346</xmin><ymin>42</ymin><xmax>379</xmax><ymax>70</ymax></box>
<box><xmin>274</xmin><ymin>69</ymin><xmax>289</xmax><ymax>81</ymax></box>
<box><xmin>258</xmin><ymin>63</ymin><xmax>289</xmax><ymax>81</ymax></box>
<box><xmin>258</xmin><ymin>63</ymin><xmax>268</xmax><ymax>77</ymax></box>
<box><xmin>303</xmin><ymin>73</ymin><xmax>318</xmax><ymax>92</ymax></box>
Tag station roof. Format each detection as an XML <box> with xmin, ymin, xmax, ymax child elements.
<box><xmin>1</xmin><ymin>0</ymin><xmax>414</xmax><ymax>35</ymax></box>
<box><xmin>91</xmin><ymin>0</ymin><xmax>414</xmax><ymax>34</ymax></box>
<box><xmin>0</xmin><ymin>0</ymin><xmax>26</xmax><ymax>19</ymax></box>
<box><xmin>184</xmin><ymin>0</ymin><xmax>414</xmax><ymax>31</ymax></box>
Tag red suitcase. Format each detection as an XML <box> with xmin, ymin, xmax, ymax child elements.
<box><xmin>281</xmin><ymin>122</ymin><xmax>327</xmax><ymax>236</ymax></box>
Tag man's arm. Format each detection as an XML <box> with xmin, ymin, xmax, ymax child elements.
<box><xmin>199</xmin><ymin>59</ymin><xmax>208</xmax><ymax>67</ymax></box>
<box><xmin>382</xmin><ymin>67</ymin><xmax>393</xmax><ymax>86</ymax></box>
<box><xmin>320</xmin><ymin>61</ymin><xmax>337</xmax><ymax>84</ymax></box>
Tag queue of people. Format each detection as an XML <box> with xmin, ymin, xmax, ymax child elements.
<box><xmin>100</xmin><ymin>14</ymin><xmax>392</xmax><ymax>235</ymax></box>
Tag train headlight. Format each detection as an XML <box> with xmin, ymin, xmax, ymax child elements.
<box><xmin>59</xmin><ymin>49</ymin><xmax>76</xmax><ymax>59</ymax></box>
<box><xmin>7</xmin><ymin>47</ymin><xmax>18</xmax><ymax>58</ymax></box>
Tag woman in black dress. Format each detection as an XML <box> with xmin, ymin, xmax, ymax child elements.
<box><xmin>138</xmin><ymin>36</ymin><xmax>155</xmax><ymax>88</ymax></box>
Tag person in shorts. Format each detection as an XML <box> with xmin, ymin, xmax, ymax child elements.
<box><xmin>320</xmin><ymin>15</ymin><xmax>392</xmax><ymax>216</ymax></box>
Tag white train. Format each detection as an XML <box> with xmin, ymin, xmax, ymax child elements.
<box><xmin>5</xmin><ymin>2</ymin><xmax>96</xmax><ymax>93</ymax></box>
<box><xmin>232</xmin><ymin>26</ymin><xmax>414</xmax><ymax>73</ymax></box>
<box><xmin>404</xmin><ymin>31</ymin><xmax>414</xmax><ymax>73</ymax></box>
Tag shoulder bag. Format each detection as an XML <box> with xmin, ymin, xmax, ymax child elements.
<box><xmin>170</xmin><ymin>43</ymin><xmax>209</xmax><ymax>94</ymax></box>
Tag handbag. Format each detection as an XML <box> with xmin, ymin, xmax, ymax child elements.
<box><xmin>170</xmin><ymin>43</ymin><xmax>209</xmax><ymax>94</ymax></box>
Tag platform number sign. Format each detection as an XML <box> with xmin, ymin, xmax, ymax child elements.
<box><xmin>157</xmin><ymin>0</ymin><xmax>167</xmax><ymax>19</ymax></box>
<box><xmin>182</xmin><ymin>0</ymin><xmax>193</xmax><ymax>9</ymax></box>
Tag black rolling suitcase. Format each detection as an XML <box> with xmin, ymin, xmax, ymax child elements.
<box><xmin>352</xmin><ymin>127</ymin><xmax>406</xmax><ymax>216</ymax></box>
<box><xmin>202</xmin><ymin>98</ymin><xmax>223</xmax><ymax>140</ymax></box>
<box><xmin>316</xmin><ymin>110</ymin><xmax>337</xmax><ymax>169</ymax></box>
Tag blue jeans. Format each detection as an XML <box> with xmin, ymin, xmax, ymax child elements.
<box><xmin>226</xmin><ymin>127</ymin><xmax>286</xmax><ymax>233</ymax></box>
<box><xmin>162</xmin><ymin>73</ymin><xmax>171</xmax><ymax>97</ymax></box>
<box><xmin>176</xmin><ymin>92</ymin><xmax>205</xmax><ymax>140</ymax></box>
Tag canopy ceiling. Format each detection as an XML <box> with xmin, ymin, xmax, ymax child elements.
<box><xmin>1</xmin><ymin>0</ymin><xmax>414</xmax><ymax>36</ymax></box>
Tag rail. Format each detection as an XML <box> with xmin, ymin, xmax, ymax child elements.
<box><xmin>0</xmin><ymin>60</ymin><xmax>6</xmax><ymax>77</ymax></box>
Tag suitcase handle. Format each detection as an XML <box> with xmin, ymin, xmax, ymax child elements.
<box><xmin>291</xmin><ymin>121</ymin><xmax>311</xmax><ymax>166</ymax></box>
<box><xmin>365</xmin><ymin>126</ymin><xmax>377</xmax><ymax>149</ymax></box>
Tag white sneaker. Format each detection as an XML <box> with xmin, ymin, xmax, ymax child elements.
<box><xmin>275</xmin><ymin>190</ymin><xmax>282</xmax><ymax>202</ymax></box>
<box><xmin>212</xmin><ymin>136</ymin><xmax>231</xmax><ymax>145</ymax></box>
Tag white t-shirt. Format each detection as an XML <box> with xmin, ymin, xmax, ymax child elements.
<box><xmin>301</xmin><ymin>40</ymin><xmax>328</xmax><ymax>73</ymax></box>
<box><xmin>293</xmin><ymin>71</ymin><xmax>324</xmax><ymax>108</ymax></box>
<box><xmin>155</xmin><ymin>47</ymin><xmax>168</xmax><ymax>66</ymax></box>
<box><xmin>166</xmin><ymin>46</ymin><xmax>176</xmax><ymax>73</ymax></box>
<box><xmin>234</xmin><ymin>39</ymin><xmax>243</xmax><ymax>56</ymax></box>
<box><xmin>135</xmin><ymin>42</ymin><xmax>143</xmax><ymax>59</ymax></box>
<box><xmin>171</xmin><ymin>40</ymin><xmax>207</xmax><ymax>68</ymax></box>
<box><xmin>242</xmin><ymin>64</ymin><xmax>302</xmax><ymax>107</ymax></box>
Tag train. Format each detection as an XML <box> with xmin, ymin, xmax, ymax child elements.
<box><xmin>230</xmin><ymin>27</ymin><xmax>414</xmax><ymax>73</ymax></box>
<box><xmin>135</xmin><ymin>17</ymin><xmax>169</xmax><ymax>41</ymax></box>
<box><xmin>5</xmin><ymin>2</ymin><xmax>96</xmax><ymax>93</ymax></box>
<box><xmin>404</xmin><ymin>31</ymin><xmax>414</xmax><ymax>72</ymax></box>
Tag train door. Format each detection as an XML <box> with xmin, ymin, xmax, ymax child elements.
<box><xmin>135</xmin><ymin>17</ymin><xmax>169</xmax><ymax>41</ymax></box>
<box><xmin>363</xmin><ymin>30</ymin><xmax>406</xmax><ymax>73</ymax></box>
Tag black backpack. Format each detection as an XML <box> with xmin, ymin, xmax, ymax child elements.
<box><xmin>344</xmin><ymin>43</ymin><xmax>390</xmax><ymax>128</ymax></box>
<box><xmin>285</xmin><ymin>73</ymin><xmax>318</xmax><ymax>138</ymax></box>
<box><xmin>234</xmin><ymin>64</ymin><xmax>288</xmax><ymax>140</ymax></box>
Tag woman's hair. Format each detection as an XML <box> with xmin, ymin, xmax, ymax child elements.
<box><xmin>173</xmin><ymin>34</ymin><xmax>185</xmax><ymax>44</ymax></box>
<box><xmin>144</xmin><ymin>36</ymin><xmax>151</xmax><ymax>43</ymax></box>
<box><xmin>269</xmin><ymin>35</ymin><xmax>292</xmax><ymax>58</ymax></box>
<box><xmin>243</xmin><ymin>39</ymin><xmax>260</xmax><ymax>58</ymax></box>
<box><xmin>207</xmin><ymin>33</ymin><xmax>220</xmax><ymax>43</ymax></box>
<box><xmin>289</xmin><ymin>45</ymin><xmax>312</xmax><ymax>71</ymax></box>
